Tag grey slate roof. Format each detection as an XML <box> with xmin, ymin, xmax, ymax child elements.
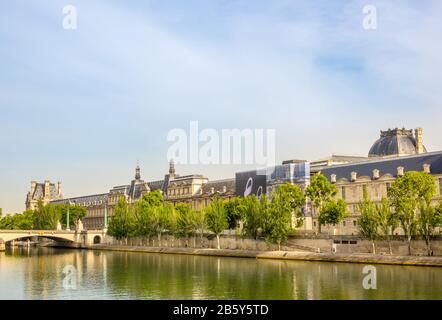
<box><xmin>201</xmin><ymin>178</ymin><xmax>235</xmax><ymax>194</ymax></box>
<box><xmin>51</xmin><ymin>193</ymin><xmax>108</xmax><ymax>206</ymax></box>
<box><xmin>320</xmin><ymin>151</ymin><xmax>442</xmax><ymax>181</ymax></box>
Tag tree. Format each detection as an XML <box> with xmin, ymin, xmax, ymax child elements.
<box><xmin>0</xmin><ymin>210</ymin><xmax>35</xmax><ymax>230</ymax></box>
<box><xmin>133</xmin><ymin>197</ymin><xmax>157</xmax><ymax>239</ymax></box>
<box><xmin>418</xmin><ymin>200</ymin><xmax>442</xmax><ymax>256</ymax></box>
<box><xmin>376</xmin><ymin>197</ymin><xmax>397</xmax><ymax>255</ymax></box>
<box><xmin>175</xmin><ymin>203</ymin><xmax>194</xmax><ymax>246</ymax></box>
<box><xmin>319</xmin><ymin>199</ymin><xmax>348</xmax><ymax>233</ymax></box>
<box><xmin>224</xmin><ymin>197</ymin><xmax>245</xmax><ymax>230</ymax></box>
<box><xmin>263</xmin><ymin>184</ymin><xmax>302</xmax><ymax>250</ymax></box>
<box><xmin>108</xmin><ymin>198</ymin><xmax>135</xmax><ymax>241</ymax></box>
<box><xmin>242</xmin><ymin>195</ymin><xmax>265</xmax><ymax>239</ymax></box>
<box><xmin>61</xmin><ymin>204</ymin><xmax>87</xmax><ymax>230</ymax></box>
<box><xmin>191</xmin><ymin>209</ymin><xmax>207</xmax><ymax>247</ymax></box>
<box><xmin>357</xmin><ymin>191</ymin><xmax>379</xmax><ymax>254</ymax></box>
<box><xmin>273</xmin><ymin>183</ymin><xmax>306</xmax><ymax>228</ymax></box>
<box><xmin>206</xmin><ymin>198</ymin><xmax>228</xmax><ymax>249</ymax></box>
<box><xmin>34</xmin><ymin>201</ymin><xmax>62</xmax><ymax>230</ymax></box>
<box><xmin>306</xmin><ymin>173</ymin><xmax>337</xmax><ymax>233</ymax></box>
<box><xmin>142</xmin><ymin>190</ymin><xmax>164</xmax><ymax>207</ymax></box>
<box><xmin>388</xmin><ymin>171</ymin><xmax>436</xmax><ymax>255</ymax></box>
<box><xmin>156</xmin><ymin>203</ymin><xmax>176</xmax><ymax>245</ymax></box>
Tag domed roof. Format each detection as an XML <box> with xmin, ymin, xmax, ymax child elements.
<box><xmin>368</xmin><ymin>128</ymin><xmax>426</xmax><ymax>157</ymax></box>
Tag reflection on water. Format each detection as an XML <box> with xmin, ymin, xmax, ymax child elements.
<box><xmin>0</xmin><ymin>247</ymin><xmax>441</xmax><ymax>299</ymax></box>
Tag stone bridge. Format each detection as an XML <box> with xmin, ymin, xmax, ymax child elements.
<box><xmin>0</xmin><ymin>229</ymin><xmax>106</xmax><ymax>251</ymax></box>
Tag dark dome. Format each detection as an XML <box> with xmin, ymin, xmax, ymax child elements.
<box><xmin>368</xmin><ymin>128</ymin><xmax>426</xmax><ymax>157</ymax></box>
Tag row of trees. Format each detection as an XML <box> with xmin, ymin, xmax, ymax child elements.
<box><xmin>358</xmin><ymin>171</ymin><xmax>442</xmax><ymax>256</ymax></box>
<box><xmin>108</xmin><ymin>184</ymin><xmax>307</xmax><ymax>250</ymax></box>
<box><xmin>0</xmin><ymin>200</ymin><xmax>87</xmax><ymax>231</ymax></box>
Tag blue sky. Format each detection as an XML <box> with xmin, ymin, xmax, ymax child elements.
<box><xmin>1</xmin><ymin>0</ymin><xmax>442</xmax><ymax>214</ymax></box>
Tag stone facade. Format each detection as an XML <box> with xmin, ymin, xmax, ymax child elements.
<box><xmin>313</xmin><ymin>151</ymin><xmax>442</xmax><ymax>235</ymax></box>
<box><xmin>34</xmin><ymin>126</ymin><xmax>441</xmax><ymax>236</ymax></box>
<box><xmin>50</xmin><ymin>161</ymin><xmax>235</xmax><ymax>230</ymax></box>
<box><xmin>25</xmin><ymin>180</ymin><xmax>63</xmax><ymax>210</ymax></box>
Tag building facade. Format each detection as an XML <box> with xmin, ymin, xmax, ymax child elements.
<box><xmin>26</xmin><ymin>126</ymin><xmax>441</xmax><ymax>235</ymax></box>
<box><xmin>49</xmin><ymin>161</ymin><xmax>234</xmax><ymax>230</ymax></box>
<box><xmin>25</xmin><ymin>180</ymin><xmax>63</xmax><ymax>210</ymax></box>
<box><xmin>309</xmin><ymin>127</ymin><xmax>441</xmax><ymax>235</ymax></box>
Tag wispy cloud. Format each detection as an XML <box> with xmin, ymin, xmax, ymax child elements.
<box><xmin>0</xmin><ymin>0</ymin><xmax>441</xmax><ymax>213</ymax></box>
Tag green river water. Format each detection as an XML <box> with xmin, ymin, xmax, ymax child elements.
<box><xmin>0</xmin><ymin>247</ymin><xmax>441</xmax><ymax>299</ymax></box>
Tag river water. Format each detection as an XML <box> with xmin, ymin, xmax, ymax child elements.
<box><xmin>0</xmin><ymin>247</ymin><xmax>441</xmax><ymax>299</ymax></box>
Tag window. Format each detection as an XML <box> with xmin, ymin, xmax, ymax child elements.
<box><xmin>362</xmin><ymin>184</ymin><xmax>368</xmax><ymax>196</ymax></box>
<box><xmin>313</xmin><ymin>221</ymin><xmax>316</xmax><ymax>227</ymax></box>
<box><xmin>353</xmin><ymin>220</ymin><xmax>357</xmax><ymax>227</ymax></box>
<box><xmin>341</xmin><ymin>187</ymin><xmax>346</xmax><ymax>200</ymax></box>
<box><xmin>386</xmin><ymin>183</ymin><xmax>391</xmax><ymax>192</ymax></box>
<box><xmin>343</xmin><ymin>221</ymin><xmax>346</xmax><ymax>227</ymax></box>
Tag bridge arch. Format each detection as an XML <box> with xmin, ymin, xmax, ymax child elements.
<box><xmin>0</xmin><ymin>231</ymin><xmax>76</xmax><ymax>243</ymax></box>
<box><xmin>93</xmin><ymin>235</ymin><xmax>101</xmax><ymax>244</ymax></box>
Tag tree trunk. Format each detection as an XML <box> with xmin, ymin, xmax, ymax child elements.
<box><xmin>407</xmin><ymin>235</ymin><xmax>412</xmax><ymax>255</ymax></box>
<box><xmin>387</xmin><ymin>239</ymin><xmax>392</xmax><ymax>255</ymax></box>
<box><xmin>371</xmin><ymin>241</ymin><xmax>376</xmax><ymax>255</ymax></box>
<box><xmin>216</xmin><ymin>234</ymin><xmax>220</xmax><ymax>249</ymax></box>
<box><xmin>278</xmin><ymin>241</ymin><xmax>281</xmax><ymax>251</ymax></box>
<box><xmin>158</xmin><ymin>233</ymin><xmax>161</xmax><ymax>247</ymax></box>
<box><xmin>425</xmin><ymin>237</ymin><xmax>431</xmax><ymax>256</ymax></box>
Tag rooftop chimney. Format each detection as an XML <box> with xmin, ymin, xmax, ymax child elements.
<box><xmin>350</xmin><ymin>172</ymin><xmax>357</xmax><ymax>182</ymax></box>
<box><xmin>57</xmin><ymin>181</ymin><xmax>62</xmax><ymax>197</ymax></box>
<box><xmin>415</xmin><ymin>128</ymin><xmax>424</xmax><ymax>154</ymax></box>
<box><xmin>372</xmin><ymin>169</ymin><xmax>380</xmax><ymax>180</ymax></box>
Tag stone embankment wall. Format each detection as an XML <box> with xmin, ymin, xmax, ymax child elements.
<box><xmin>100</xmin><ymin>234</ymin><xmax>442</xmax><ymax>256</ymax></box>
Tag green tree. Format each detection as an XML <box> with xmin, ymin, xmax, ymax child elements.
<box><xmin>108</xmin><ymin>198</ymin><xmax>136</xmax><ymax>241</ymax></box>
<box><xmin>61</xmin><ymin>204</ymin><xmax>87</xmax><ymax>230</ymax></box>
<box><xmin>224</xmin><ymin>197</ymin><xmax>245</xmax><ymax>230</ymax></box>
<box><xmin>242</xmin><ymin>195</ymin><xmax>265</xmax><ymax>239</ymax></box>
<box><xmin>418</xmin><ymin>200</ymin><xmax>442</xmax><ymax>256</ymax></box>
<box><xmin>263</xmin><ymin>185</ymin><xmax>302</xmax><ymax>250</ymax></box>
<box><xmin>0</xmin><ymin>210</ymin><xmax>35</xmax><ymax>230</ymax></box>
<box><xmin>142</xmin><ymin>190</ymin><xmax>164</xmax><ymax>207</ymax></box>
<box><xmin>156</xmin><ymin>203</ymin><xmax>176</xmax><ymax>245</ymax></box>
<box><xmin>357</xmin><ymin>191</ymin><xmax>378</xmax><ymax>254</ymax></box>
<box><xmin>274</xmin><ymin>183</ymin><xmax>306</xmax><ymax>228</ymax></box>
<box><xmin>206</xmin><ymin>198</ymin><xmax>228</xmax><ymax>249</ymax></box>
<box><xmin>376</xmin><ymin>197</ymin><xmax>397</xmax><ymax>255</ymax></box>
<box><xmin>34</xmin><ymin>201</ymin><xmax>62</xmax><ymax>230</ymax></box>
<box><xmin>133</xmin><ymin>197</ymin><xmax>157</xmax><ymax>238</ymax></box>
<box><xmin>319</xmin><ymin>199</ymin><xmax>348</xmax><ymax>233</ymax></box>
<box><xmin>191</xmin><ymin>209</ymin><xmax>207</xmax><ymax>247</ymax></box>
<box><xmin>175</xmin><ymin>203</ymin><xmax>194</xmax><ymax>246</ymax></box>
<box><xmin>388</xmin><ymin>171</ymin><xmax>436</xmax><ymax>255</ymax></box>
<box><xmin>306</xmin><ymin>173</ymin><xmax>337</xmax><ymax>233</ymax></box>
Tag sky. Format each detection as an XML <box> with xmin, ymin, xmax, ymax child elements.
<box><xmin>1</xmin><ymin>0</ymin><xmax>441</xmax><ymax>214</ymax></box>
